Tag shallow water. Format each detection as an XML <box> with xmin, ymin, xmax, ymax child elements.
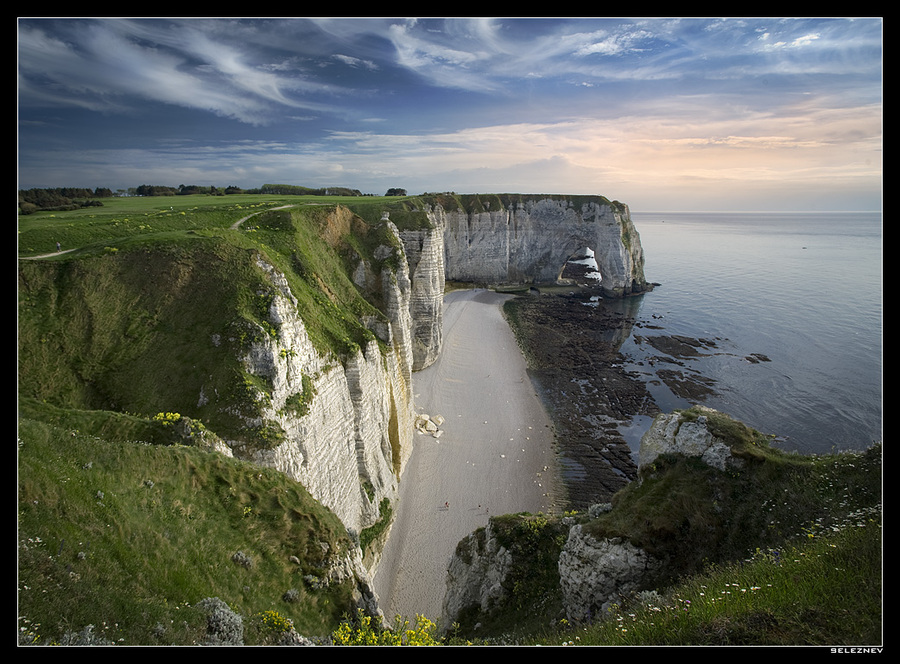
<box><xmin>617</xmin><ymin>211</ymin><xmax>882</xmax><ymax>455</ymax></box>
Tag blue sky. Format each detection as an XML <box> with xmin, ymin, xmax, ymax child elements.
<box><xmin>17</xmin><ymin>17</ymin><xmax>882</xmax><ymax>211</ymax></box>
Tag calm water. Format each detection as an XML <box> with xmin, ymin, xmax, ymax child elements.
<box><xmin>619</xmin><ymin>211</ymin><xmax>882</xmax><ymax>455</ymax></box>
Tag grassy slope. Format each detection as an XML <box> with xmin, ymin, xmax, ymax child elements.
<box><xmin>17</xmin><ymin>194</ymin><xmax>419</xmax><ymax>644</ymax></box>
<box><xmin>18</xmin><ymin>413</ymin><xmax>356</xmax><ymax>645</ymax></box>
<box><xmin>18</xmin><ymin>194</ymin><xmax>882</xmax><ymax>646</ymax></box>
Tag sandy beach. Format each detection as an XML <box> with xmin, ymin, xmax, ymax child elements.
<box><xmin>373</xmin><ymin>289</ymin><xmax>562</xmax><ymax>623</ymax></box>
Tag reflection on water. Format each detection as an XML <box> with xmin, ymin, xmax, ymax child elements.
<box><xmin>625</xmin><ymin>211</ymin><xmax>882</xmax><ymax>455</ymax></box>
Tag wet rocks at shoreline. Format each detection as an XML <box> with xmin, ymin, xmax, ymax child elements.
<box><xmin>506</xmin><ymin>289</ymin><xmax>659</xmax><ymax>508</ymax></box>
<box><xmin>505</xmin><ymin>283</ymin><xmax>775</xmax><ymax>510</ymax></box>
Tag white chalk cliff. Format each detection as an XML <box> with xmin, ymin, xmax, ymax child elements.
<box><xmin>235</xmin><ymin>229</ymin><xmax>417</xmax><ymax>542</ymax></box>
<box><xmin>439</xmin><ymin>196</ymin><xmax>647</xmax><ymax>297</ymax></box>
<box><xmin>227</xmin><ymin>195</ymin><xmax>647</xmax><ymax>537</ymax></box>
<box><xmin>212</xmin><ymin>195</ymin><xmax>647</xmax><ymax>614</ymax></box>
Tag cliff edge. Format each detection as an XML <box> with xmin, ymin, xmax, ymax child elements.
<box><xmin>434</xmin><ymin>194</ymin><xmax>648</xmax><ymax>297</ymax></box>
<box><xmin>441</xmin><ymin>406</ymin><xmax>881</xmax><ymax>638</ymax></box>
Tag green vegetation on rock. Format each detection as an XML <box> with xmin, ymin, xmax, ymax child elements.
<box><xmin>446</xmin><ymin>410</ymin><xmax>881</xmax><ymax>646</ymax></box>
<box><xmin>18</xmin><ymin>192</ymin><xmax>881</xmax><ymax>646</ymax></box>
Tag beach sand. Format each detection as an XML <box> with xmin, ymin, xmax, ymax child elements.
<box><xmin>373</xmin><ymin>289</ymin><xmax>562</xmax><ymax>623</ymax></box>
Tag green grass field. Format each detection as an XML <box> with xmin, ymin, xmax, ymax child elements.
<box><xmin>17</xmin><ymin>194</ymin><xmax>404</xmax><ymax>257</ymax></box>
<box><xmin>18</xmin><ymin>194</ymin><xmax>882</xmax><ymax>646</ymax></box>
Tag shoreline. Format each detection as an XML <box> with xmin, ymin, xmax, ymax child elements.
<box><xmin>373</xmin><ymin>289</ymin><xmax>565</xmax><ymax>623</ymax></box>
<box><xmin>502</xmin><ymin>283</ymin><xmax>662</xmax><ymax>507</ymax></box>
<box><xmin>372</xmin><ymin>280</ymin><xmax>731</xmax><ymax>622</ymax></box>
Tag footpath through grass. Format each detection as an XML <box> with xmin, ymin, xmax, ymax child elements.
<box><xmin>17</xmin><ymin>193</ymin><xmax>416</xmax><ymax>258</ymax></box>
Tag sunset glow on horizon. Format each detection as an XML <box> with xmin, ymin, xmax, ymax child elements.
<box><xmin>18</xmin><ymin>17</ymin><xmax>882</xmax><ymax>211</ymax></box>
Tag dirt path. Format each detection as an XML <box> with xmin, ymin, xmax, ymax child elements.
<box><xmin>228</xmin><ymin>204</ymin><xmax>294</xmax><ymax>229</ymax></box>
<box><xmin>373</xmin><ymin>289</ymin><xmax>563</xmax><ymax>623</ymax></box>
<box><xmin>20</xmin><ymin>204</ymin><xmax>296</xmax><ymax>260</ymax></box>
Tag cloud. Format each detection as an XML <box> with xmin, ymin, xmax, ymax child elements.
<box><xmin>17</xmin><ymin>19</ymin><xmax>349</xmax><ymax>125</ymax></box>
<box><xmin>332</xmin><ymin>54</ymin><xmax>379</xmax><ymax>70</ymax></box>
<box><xmin>17</xmin><ymin>17</ymin><xmax>882</xmax><ymax>210</ymax></box>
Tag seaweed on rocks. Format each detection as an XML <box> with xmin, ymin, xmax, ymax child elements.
<box><xmin>505</xmin><ymin>289</ymin><xmax>659</xmax><ymax>509</ymax></box>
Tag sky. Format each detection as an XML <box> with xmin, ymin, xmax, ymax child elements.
<box><xmin>17</xmin><ymin>17</ymin><xmax>883</xmax><ymax>211</ymax></box>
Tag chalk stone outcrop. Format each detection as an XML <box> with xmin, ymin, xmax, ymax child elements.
<box><xmin>639</xmin><ymin>407</ymin><xmax>746</xmax><ymax>472</ymax></box>
<box><xmin>556</xmin><ymin>408</ymin><xmax>745</xmax><ymax>621</ymax></box>
<box><xmin>397</xmin><ymin>213</ymin><xmax>446</xmax><ymax>371</ymax></box>
<box><xmin>558</xmin><ymin>525</ymin><xmax>664</xmax><ymax>622</ymax></box>
<box><xmin>442</xmin><ymin>520</ymin><xmax>514</xmax><ymax>626</ymax></box>
<box><xmin>438</xmin><ymin>197</ymin><xmax>647</xmax><ymax>298</ymax></box>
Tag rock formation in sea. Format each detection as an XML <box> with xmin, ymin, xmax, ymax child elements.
<box><xmin>441</xmin><ymin>407</ymin><xmax>756</xmax><ymax>627</ymax></box>
<box><xmin>439</xmin><ymin>196</ymin><xmax>648</xmax><ymax>298</ymax></box>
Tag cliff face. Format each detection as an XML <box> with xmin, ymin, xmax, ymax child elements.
<box><xmin>397</xmin><ymin>213</ymin><xmax>445</xmax><ymax>371</ymax></box>
<box><xmin>368</xmin><ymin>194</ymin><xmax>648</xmax><ymax>370</ymax></box>
<box><xmin>234</xmin><ymin>233</ymin><xmax>416</xmax><ymax>544</ymax></box>
<box><xmin>442</xmin><ymin>520</ymin><xmax>513</xmax><ymax>624</ymax></box>
<box><xmin>557</xmin><ymin>526</ymin><xmax>663</xmax><ymax>622</ymax></box>
<box><xmin>438</xmin><ymin>197</ymin><xmax>647</xmax><ymax>297</ymax></box>
<box><xmin>214</xmin><ymin>195</ymin><xmax>648</xmax><ymax>594</ymax></box>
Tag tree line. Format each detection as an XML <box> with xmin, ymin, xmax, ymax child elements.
<box><xmin>19</xmin><ymin>183</ymin><xmax>411</xmax><ymax>214</ymax></box>
<box><xmin>18</xmin><ymin>184</ymin><xmax>244</xmax><ymax>214</ymax></box>
<box><xmin>132</xmin><ymin>184</ymin><xmax>247</xmax><ymax>197</ymax></box>
<box><xmin>18</xmin><ymin>187</ymin><xmax>114</xmax><ymax>215</ymax></box>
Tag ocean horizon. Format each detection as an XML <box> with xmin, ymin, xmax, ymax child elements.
<box><xmin>617</xmin><ymin>210</ymin><xmax>883</xmax><ymax>457</ymax></box>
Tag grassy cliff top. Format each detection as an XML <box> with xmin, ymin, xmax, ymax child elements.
<box><xmin>18</xmin><ymin>197</ymin><xmax>415</xmax><ymax>454</ymax></box>
<box><xmin>18</xmin><ymin>194</ymin><xmax>408</xmax><ymax>645</ymax></box>
<box><xmin>17</xmin><ymin>193</ymin><xmax>408</xmax><ymax>257</ymax></box>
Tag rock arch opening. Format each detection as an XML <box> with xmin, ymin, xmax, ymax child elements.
<box><xmin>558</xmin><ymin>246</ymin><xmax>603</xmax><ymax>287</ymax></box>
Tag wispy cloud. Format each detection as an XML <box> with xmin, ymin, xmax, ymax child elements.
<box><xmin>17</xmin><ymin>17</ymin><xmax>882</xmax><ymax>210</ymax></box>
<box><xmin>18</xmin><ymin>19</ymin><xmax>348</xmax><ymax>124</ymax></box>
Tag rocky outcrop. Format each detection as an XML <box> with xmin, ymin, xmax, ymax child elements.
<box><xmin>553</xmin><ymin>409</ymin><xmax>753</xmax><ymax>621</ymax></box>
<box><xmin>443</xmin><ymin>407</ymin><xmax>756</xmax><ymax>627</ymax></box>
<box><xmin>442</xmin><ymin>520</ymin><xmax>514</xmax><ymax>626</ymax></box>
<box><xmin>639</xmin><ymin>406</ymin><xmax>746</xmax><ymax>472</ymax></box>
<box><xmin>438</xmin><ymin>197</ymin><xmax>648</xmax><ymax>297</ymax></box>
<box><xmin>441</xmin><ymin>516</ymin><xmax>664</xmax><ymax>627</ymax></box>
<box><xmin>557</xmin><ymin>525</ymin><xmax>663</xmax><ymax>622</ymax></box>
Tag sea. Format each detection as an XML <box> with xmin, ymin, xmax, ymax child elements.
<box><xmin>612</xmin><ymin>210</ymin><xmax>883</xmax><ymax>457</ymax></box>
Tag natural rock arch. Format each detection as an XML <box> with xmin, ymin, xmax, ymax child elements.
<box><xmin>438</xmin><ymin>197</ymin><xmax>647</xmax><ymax>297</ymax></box>
<box><xmin>556</xmin><ymin>244</ymin><xmax>602</xmax><ymax>284</ymax></box>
